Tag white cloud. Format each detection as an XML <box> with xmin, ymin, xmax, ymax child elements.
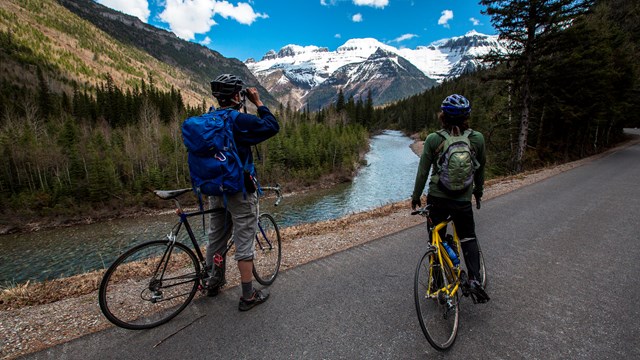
<box><xmin>97</xmin><ymin>0</ymin><xmax>150</xmax><ymax>23</ymax></box>
<box><xmin>159</xmin><ymin>0</ymin><xmax>216</xmax><ymax>40</ymax></box>
<box><xmin>470</xmin><ymin>17</ymin><xmax>481</xmax><ymax>26</ymax></box>
<box><xmin>353</xmin><ymin>0</ymin><xmax>388</xmax><ymax>8</ymax></box>
<box><xmin>390</xmin><ymin>33</ymin><xmax>418</xmax><ymax>43</ymax></box>
<box><xmin>213</xmin><ymin>1</ymin><xmax>268</xmax><ymax>25</ymax></box>
<box><xmin>438</xmin><ymin>10</ymin><xmax>453</xmax><ymax>28</ymax></box>
<box><xmin>159</xmin><ymin>0</ymin><xmax>267</xmax><ymax>41</ymax></box>
<box><xmin>200</xmin><ymin>36</ymin><xmax>212</xmax><ymax>45</ymax></box>
<box><xmin>335</xmin><ymin>33</ymin><xmax>342</xmax><ymax>38</ymax></box>
<box><xmin>352</xmin><ymin>13</ymin><xmax>363</xmax><ymax>22</ymax></box>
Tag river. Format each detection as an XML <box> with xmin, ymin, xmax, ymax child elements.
<box><xmin>0</xmin><ymin>130</ymin><xmax>420</xmax><ymax>286</ymax></box>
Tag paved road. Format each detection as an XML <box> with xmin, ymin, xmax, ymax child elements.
<box><xmin>27</xmin><ymin>134</ymin><xmax>640</xmax><ymax>359</ymax></box>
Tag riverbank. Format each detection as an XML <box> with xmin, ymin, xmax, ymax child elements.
<box><xmin>1</xmin><ymin>132</ymin><xmax>639</xmax><ymax>359</ymax></box>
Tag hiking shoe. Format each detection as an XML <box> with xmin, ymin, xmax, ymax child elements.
<box><xmin>465</xmin><ymin>280</ymin><xmax>490</xmax><ymax>304</ymax></box>
<box><xmin>238</xmin><ymin>289</ymin><xmax>269</xmax><ymax>311</ymax></box>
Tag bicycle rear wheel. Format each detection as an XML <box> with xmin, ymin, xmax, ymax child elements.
<box><xmin>99</xmin><ymin>240</ymin><xmax>200</xmax><ymax>329</ymax></box>
<box><xmin>477</xmin><ymin>241</ymin><xmax>487</xmax><ymax>288</ymax></box>
<box><xmin>252</xmin><ymin>213</ymin><xmax>281</xmax><ymax>285</ymax></box>
<box><xmin>414</xmin><ymin>249</ymin><xmax>460</xmax><ymax>351</ymax></box>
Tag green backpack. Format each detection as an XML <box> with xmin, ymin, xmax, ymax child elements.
<box><xmin>435</xmin><ymin>129</ymin><xmax>480</xmax><ymax>196</ymax></box>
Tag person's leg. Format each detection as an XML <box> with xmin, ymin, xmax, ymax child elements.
<box><xmin>206</xmin><ymin>196</ymin><xmax>232</xmax><ymax>295</ymax></box>
<box><xmin>207</xmin><ymin>196</ymin><xmax>233</xmax><ymax>264</ymax></box>
<box><xmin>450</xmin><ymin>201</ymin><xmax>481</xmax><ymax>280</ymax></box>
<box><xmin>451</xmin><ymin>201</ymin><xmax>489</xmax><ymax>302</ymax></box>
<box><xmin>227</xmin><ymin>192</ymin><xmax>269</xmax><ymax>310</ymax></box>
<box><xmin>426</xmin><ymin>196</ymin><xmax>449</xmax><ymax>241</ymax></box>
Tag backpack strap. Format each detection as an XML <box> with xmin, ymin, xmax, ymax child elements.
<box><xmin>462</xmin><ymin>128</ymin><xmax>481</xmax><ymax>170</ymax></box>
<box><xmin>434</xmin><ymin>130</ymin><xmax>448</xmax><ymax>153</ymax></box>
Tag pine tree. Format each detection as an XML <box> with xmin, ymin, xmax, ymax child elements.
<box><xmin>336</xmin><ymin>89</ymin><xmax>345</xmax><ymax>112</ymax></box>
<box><xmin>480</xmin><ymin>0</ymin><xmax>594</xmax><ymax>172</ymax></box>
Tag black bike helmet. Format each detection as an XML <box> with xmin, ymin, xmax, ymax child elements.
<box><xmin>210</xmin><ymin>74</ymin><xmax>244</xmax><ymax>98</ymax></box>
<box><xmin>441</xmin><ymin>94</ymin><xmax>471</xmax><ymax>117</ymax></box>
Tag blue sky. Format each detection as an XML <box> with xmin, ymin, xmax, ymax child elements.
<box><xmin>95</xmin><ymin>0</ymin><xmax>496</xmax><ymax>61</ymax></box>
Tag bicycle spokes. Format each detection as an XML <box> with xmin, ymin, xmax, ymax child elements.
<box><xmin>99</xmin><ymin>241</ymin><xmax>200</xmax><ymax>330</ymax></box>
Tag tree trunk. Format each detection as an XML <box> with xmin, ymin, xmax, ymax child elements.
<box><xmin>515</xmin><ymin>79</ymin><xmax>531</xmax><ymax>173</ymax></box>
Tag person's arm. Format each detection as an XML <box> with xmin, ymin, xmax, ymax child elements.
<box><xmin>472</xmin><ymin>132</ymin><xmax>486</xmax><ymax>199</ymax></box>
<box><xmin>412</xmin><ymin>135</ymin><xmax>435</xmax><ymax>208</ymax></box>
<box><xmin>233</xmin><ymin>88</ymin><xmax>279</xmax><ymax>144</ymax></box>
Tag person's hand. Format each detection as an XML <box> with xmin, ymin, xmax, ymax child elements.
<box><xmin>473</xmin><ymin>192</ymin><xmax>482</xmax><ymax>209</ymax></box>
<box><xmin>244</xmin><ymin>87</ymin><xmax>263</xmax><ymax>107</ymax></box>
<box><xmin>411</xmin><ymin>197</ymin><xmax>422</xmax><ymax>210</ymax></box>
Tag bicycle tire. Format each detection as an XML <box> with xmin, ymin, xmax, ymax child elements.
<box><xmin>414</xmin><ymin>248</ymin><xmax>460</xmax><ymax>351</ymax></box>
<box><xmin>252</xmin><ymin>213</ymin><xmax>282</xmax><ymax>285</ymax></box>
<box><xmin>99</xmin><ymin>240</ymin><xmax>200</xmax><ymax>330</ymax></box>
<box><xmin>477</xmin><ymin>242</ymin><xmax>487</xmax><ymax>289</ymax></box>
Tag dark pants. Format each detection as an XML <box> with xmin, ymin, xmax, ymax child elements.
<box><xmin>427</xmin><ymin>196</ymin><xmax>482</xmax><ymax>282</ymax></box>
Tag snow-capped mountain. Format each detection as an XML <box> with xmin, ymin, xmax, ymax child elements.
<box><xmin>246</xmin><ymin>31</ymin><xmax>506</xmax><ymax>109</ymax></box>
<box><xmin>305</xmin><ymin>48</ymin><xmax>438</xmax><ymax>110</ymax></box>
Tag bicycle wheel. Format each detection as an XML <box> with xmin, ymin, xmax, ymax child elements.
<box><xmin>99</xmin><ymin>240</ymin><xmax>200</xmax><ymax>330</ymax></box>
<box><xmin>252</xmin><ymin>213</ymin><xmax>281</xmax><ymax>285</ymax></box>
<box><xmin>414</xmin><ymin>249</ymin><xmax>460</xmax><ymax>351</ymax></box>
<box><xmin>478</xmin><ymin>242</ymin><xmax>487</xmax><ymax>288</ymax></box>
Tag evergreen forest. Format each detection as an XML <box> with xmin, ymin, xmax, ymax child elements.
<box><xmin>373</xmin><ymin>0</ymin><xmax>639</xmax><ymax>176</ymax></box>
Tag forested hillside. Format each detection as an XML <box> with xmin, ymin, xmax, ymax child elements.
<box><xmin>0</xmin><ymin>0</ymin><xmax>368</xmax><ymax>231</ymax></box>
<box><xmin>57</xmin><ymin>0</ymin><xmax>276</xmax><ymax>107</ymax></box>
<box><xmin>374</xmin><ymin>0</ymin><xmax>639</xmax><ymax>176</ymax></box>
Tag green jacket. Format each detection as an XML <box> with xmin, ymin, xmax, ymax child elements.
<box><xmin>412</xmin><ymin>128</ymin><xmax>486</xmax><ymax>202</ymax></box>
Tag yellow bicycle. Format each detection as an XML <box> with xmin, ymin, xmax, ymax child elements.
<box><xmin>412</xmin><ymin>204</ymin><xmax>487</xmax><ymax>350</ymax></box>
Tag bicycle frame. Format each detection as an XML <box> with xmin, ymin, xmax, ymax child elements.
<box><xmin>428</xmin><ymin>220</ymin><xmax>462</xmax><ymax>299</ymax></box>
<box><xmin>161</xmin><ymin>185</ymin><xmax>284</xmax><ymax>267</ymax></box>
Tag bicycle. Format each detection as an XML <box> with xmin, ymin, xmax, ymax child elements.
<box><xmin>412</xmin><ymin>204</ymin><xmax>487</xmax><ymax>351</ymax></box>
<box><xmin>98</xmin><ymin>185</ymin><xmax>283</xmax><ymax>330</ymax></box>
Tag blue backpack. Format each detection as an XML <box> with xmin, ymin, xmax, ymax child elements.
<box><xmin>181</xmin><ymin>109</ymin><xmax>248</xmax><ymax>197</ymax></box>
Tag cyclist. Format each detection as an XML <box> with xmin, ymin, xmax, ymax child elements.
<box><xmin>205</xmin><ymin>74</ymin><xmax>279</xmax><ymax>311</ymax></box>
<box><xmin>411</xmin><ymin>94</ymin><xmax>489</xmax><ymax>303</ymax></box>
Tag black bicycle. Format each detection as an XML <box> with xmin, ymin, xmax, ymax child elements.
<box><xmin>98</xmin><ymin>185</ymin><xmax>283</xmax><ymax>330</ymax></box>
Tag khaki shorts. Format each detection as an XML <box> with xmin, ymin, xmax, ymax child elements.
<box><xmin>206</xmin><ymin>192</ymin><xmax>258</xmax><ymax>264</ymax></box>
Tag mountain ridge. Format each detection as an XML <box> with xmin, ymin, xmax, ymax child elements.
<box><xmin>247</xmin><ymin>32</ymin><xmax>506</xmax><ymax>109</ymax></box>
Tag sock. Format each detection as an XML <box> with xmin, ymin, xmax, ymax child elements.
<box><xmin>241</xmin><ymin>281</ymin><xmax>253</xmax><ymax>299</ymax></box>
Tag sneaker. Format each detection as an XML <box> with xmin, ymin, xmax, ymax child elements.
<box><xmin>466</xmin><ymin>280</ymin><xmax>490</xmax><ymax>304</ymax></box>
<box><xmin>238</xmin><ymin>289</ymin><xmax>269</xmax><ymax>311</ymax></box>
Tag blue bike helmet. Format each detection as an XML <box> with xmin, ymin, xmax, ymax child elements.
<box><xmin>441</xmin><ymin>94</ymin><xmax>471</xmax><ymax>117</ymax></box>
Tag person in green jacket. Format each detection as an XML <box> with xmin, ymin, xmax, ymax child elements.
<box><xmin>411</xmin><ymin>94</ymin><xmax>490</xmax><ymax>303</ymax></box>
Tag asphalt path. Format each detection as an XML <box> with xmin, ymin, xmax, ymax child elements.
<box><xmin>26</xmin><ymin>133</ymin><xmax>640</xmax><ymax>359</ymax></box>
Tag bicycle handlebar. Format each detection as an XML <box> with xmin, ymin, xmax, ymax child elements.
<box><xmin>411</xmin><ymin>204</ymin><xmax>432</xmax><ymax>216</ymax></box>
<box><xmin>261</xmin><ymin>184</ymin><xmax>283</xmax><ymax>206</ymax></box>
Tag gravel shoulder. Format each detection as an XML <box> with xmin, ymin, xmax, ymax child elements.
<box><xmin>1</xmin><ymin>134</ymin><xmax>638</xmax><ymax>359</ymax></box>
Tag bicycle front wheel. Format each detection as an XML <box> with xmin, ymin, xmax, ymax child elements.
<box><xmin>414</xmin><ymin>249</ymin><xmax>460</xmax><ymax>351</ymax></box>
<box><xmin>252</xmin><ymin>213</ymin><xmax>282</xmax><ymax>285</ymax></box>
<box><xmin>99</xmin><ymin>240</ymin><xmax>200</xmax><ymax>330</ymax></box>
